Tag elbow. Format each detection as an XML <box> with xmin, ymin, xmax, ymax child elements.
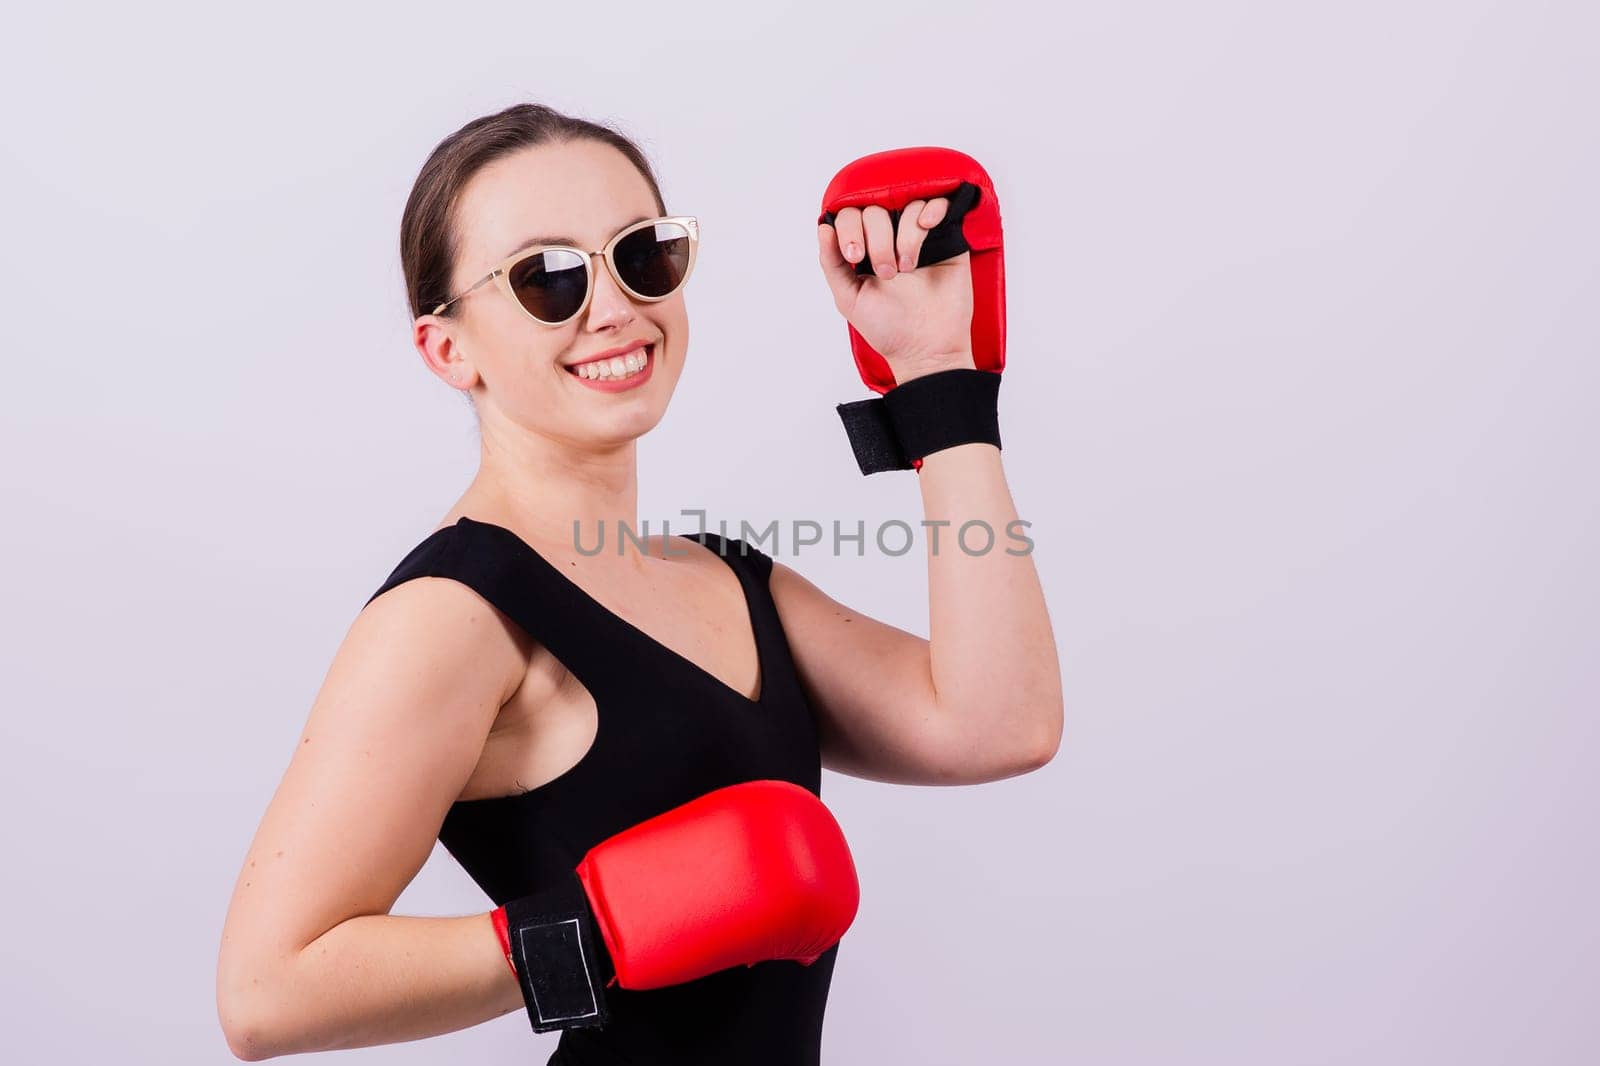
<box><xmin>217</xmin><ymin>961</ymin><xmax>291</xmax><ymax>1061</ymax></box>
<box><xmin>1029</xmin><ymin>727</ymin><xmax>1061</xmax><ymax>769</ymax></box>
<box><xmin>225</xmin><ymin>1032</ymin><xmax>271</xmax><ymax>1062</ymax></box>
<box><xmin>943</xmin><ymin>699</ymin><xmax>1063</xmax><ymax>782</ymax></box>
<box><xmin>1012</xmin><ymin>734</ymin><xmax>1058</xmax><ymax>775</ymax></box>
<box><xmin>987</xmin><ymin>722</ymin><xmax>1060</xmax><ymax>780</ymax></box>
<box><xmin>1021</xmin><ymin>702</ymin><xmax>1064</xmax><ymax>772</ymax></box>
<box><xmin>219</xmin><ymin>1003</ymin><xmax>277</xmax><ymax>1062</ymax></box>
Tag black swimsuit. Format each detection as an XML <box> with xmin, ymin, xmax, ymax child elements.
<box><xmin>364</xmin><ymin>516</ymin><xmax>838</xmax><ymax>1065</ymax></box>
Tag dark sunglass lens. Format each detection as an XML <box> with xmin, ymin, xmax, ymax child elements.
<box><xmin>507</xmin><ymin>248</ymin><xmax>588</xmax><ymax>322</ymax></box>
<box><xmin>614</xmin><ymin>223</ymin><xmax>691</xmax><ymax>298</ymax></box>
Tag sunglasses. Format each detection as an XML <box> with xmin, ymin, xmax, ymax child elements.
<box><xmin>432</xmin><ymin>215</ymin><xmax>700</xmax><ymax>326</ymax></box>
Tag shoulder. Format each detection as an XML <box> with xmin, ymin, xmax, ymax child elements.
<box><xmin>360</xmin><ymin>522</ymin><xmax>535</xmax><ymax>690</ymax></box>
<box><xmin>677</xmin><ymin>530</ymin><xmax>775</xmax><ymax>580</ymax></box>
<box><xmin>360</xmin><ymin>569</ymin><xmax>533</xmax><ymax>679</ymax></box>
<box><xmin>366</xmin><ymin>522</ymin><xmax>460</xmax><ymax>608</ymax></box>
<box><xmin>764</xmin><ymin>555</ymin><xmax>838</xmax><ymax>617</ymax></box>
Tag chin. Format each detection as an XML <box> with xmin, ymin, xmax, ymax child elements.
<box><xmin>594</xmin><ymin>404</ymin><xmax>670</xmax><ymax>446</ymax></box>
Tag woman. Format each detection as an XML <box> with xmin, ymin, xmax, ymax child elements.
<box><xmin>216</xmin><ymin>102</ymin><xmax>1063</xmax><ymax>1063</ymax></box>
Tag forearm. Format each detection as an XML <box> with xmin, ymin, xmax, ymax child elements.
<box><xmin>221</xmin><ymin>911</ymin><xmax>520</xmax><ymax>1059</ymax></box>
<box><xmin>916</xmin><ymin>441</ymin><xmax>1063</xmax><ymax>760</ymax></box>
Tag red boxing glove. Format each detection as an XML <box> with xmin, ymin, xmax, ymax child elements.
<box><xmin>495</xmin><ymin>779</ymin><xmax>859</xmax><ymax>1033</ymax></box>
<box><xmin>819</xmin><ymin>146</ymin><xmax>1008</xmax><ymax>474</ymax></box>
<box><xmin>818</xmin><ymin>145</ymin><xmax>1007</xmax><ymax>393</ymax></box>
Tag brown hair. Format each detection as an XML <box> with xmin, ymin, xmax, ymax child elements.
<box><xmin>399</xmin><ymin>102</ymin><xmax>668</xmax><ymax>323</ymax></box>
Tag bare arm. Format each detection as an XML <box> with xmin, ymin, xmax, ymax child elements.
<box><xmin>804</xmin><ymin>189</ymin><xmax>1064</xmax><ymax>786</ymax></box>
<box><xmin>769</xmin><ymin>441</ymin><xmax>1063</xmax><ymax>786</ymax></box>
<box><xmin>215</xmin><ymin>577</ymin><xmax>531</xmax><ymax>1059</ymax></box>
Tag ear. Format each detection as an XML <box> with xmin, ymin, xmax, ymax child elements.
<box><xmin>414</xmin><ymin>314</ymin><xmax>478</xmax><ymax>390</ymax></box>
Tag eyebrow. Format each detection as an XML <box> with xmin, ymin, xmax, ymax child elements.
<box><xmin>500</xmin><ymin>215</ymin><xmax>654</xmax><ymax>260</ymax></box>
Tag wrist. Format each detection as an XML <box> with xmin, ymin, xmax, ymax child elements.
<box><xmin>883</xmin><ymin>367</ymin><xmax>1002</xmax><ymax>471</ymax></box>
<box><xmin>889</xmin><ymin>349</ymin><xmax>977</xmax><ymax>384</ymax></box>
<box><xmin>500</xmin><ymin>871</ymin><xmax>615</xmax><ymax>1033</ymax></box>
<box><xmin>489</xmin><ymin>907</ymin><xmax>516</xmax><ymax>978</ymax></box>
<box><xmin>835</xmin><ymin>365</ymin><xmax>1001</xmax><ymax>475</ymax></box>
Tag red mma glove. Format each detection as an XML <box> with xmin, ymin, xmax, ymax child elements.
<box><xmin>492</xmin><ymin>779</ymin><xmax>860</xmax><ymax>1034</ymax></box>
<box><xmin>818</xmin><ymin>145</ymin><xmax>1007</xmax><ymax>474</ymax></box>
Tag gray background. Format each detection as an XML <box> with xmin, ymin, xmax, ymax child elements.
<box><xmin>2</xmin><ymin>0</ymin><xmax>1595</xmax><ymax>1062</ymax></box>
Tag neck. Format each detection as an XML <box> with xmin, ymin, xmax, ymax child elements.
<box><xmin>466</xmin><ymin>418</ymin><xmax>649</xmax><ymax>565</ymax></box>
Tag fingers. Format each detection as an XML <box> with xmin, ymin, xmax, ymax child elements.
<box><xmin>819</xmin><ymin>194</ymin><xmax>951</xmax><ymax>290</ymax></box>
<box><xmin>816</xmin><ymin>221</ymin><xmax>859</xmax><ymax>312</ymax></box>
<box><xmin>860</xmin><ymin>205</ymin><xmax>897</xmax><ymax>278</ymax></box>
<box><xmin>895</xmin><ymin>199</ymin><xmax>935</xmax><ymax>272</ymax></box>
<box><xmin>830</xmin><ymin>206</ymin><xmax>866</xmax><ymax>267</ymax></box>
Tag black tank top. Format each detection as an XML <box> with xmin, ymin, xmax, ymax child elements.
<box><xmin>363</xmin><ymin>515</ymin><xmax>839</xmax><ymax>1065</ymax></box>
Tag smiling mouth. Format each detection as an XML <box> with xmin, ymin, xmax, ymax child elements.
<box><xmin>565</xmin><ymin>344</ymin><xmax>654</xmax><ymax>381</ymax></box>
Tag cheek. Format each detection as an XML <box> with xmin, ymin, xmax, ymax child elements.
<box><xmin>661</xmin><ymin>300</ymin><xmax>690</xmax><ymax>355</ymax></box>
<box><xmin>661</xmin><ymin>333</ymin><xmax>689</xmax><ymax>379</ymax></box>
<box><xmin>484</xmin><ymin>330</ymin><xmax>572</xmax><ymax>397</ymax></box>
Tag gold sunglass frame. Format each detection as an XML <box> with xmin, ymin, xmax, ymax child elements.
<box><xmin>431</xmin><ymin>214</ymin><xmax>701</xmax><ymax>324</ymax></box>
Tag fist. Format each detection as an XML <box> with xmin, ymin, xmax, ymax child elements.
<box><xmin>817</xmin><ymin>197</ymin><xmax>976</xmax><ymax>384</ymax></box>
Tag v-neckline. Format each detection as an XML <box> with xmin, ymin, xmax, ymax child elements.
<box><xmin>452</xmin><ymin>516</ymin><xmax>766</xmax><ymax>706</ymax></box>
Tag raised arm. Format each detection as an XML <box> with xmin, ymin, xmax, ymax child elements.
<box><xmin>770</xmin><ymin>440</ymin><xmax>1063</xmax><ymax>788</ymax></box>
<box><xmin>798</xmin><ymin>155</ymin><xmax>1064</xmax><ymax>787</ymax></box>
<box><xmin>215</xmin><ymin>577</ymin><xmax>530</xmax><ymax>1059</ymax></box>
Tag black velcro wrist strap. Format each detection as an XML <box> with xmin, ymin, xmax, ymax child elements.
<box><xmin>502</xmin><ymin>869</ymin><xmax>615</xmax><ymax>1033</ymax></box>
<box><xmin>882</xmin><ymin>368</ymin><xmax>1002</xmax><ymax>465</ymax></box>
<box><xmin>835</xmin><ymin>397</ymin><xmax>912</xmax><ymax>474</ymax></box>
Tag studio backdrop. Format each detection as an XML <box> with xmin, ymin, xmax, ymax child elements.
<box><xmin>1</xmin><ymin>1</ymin><xmax>1594</xmax><ymax>1063</ymax></box>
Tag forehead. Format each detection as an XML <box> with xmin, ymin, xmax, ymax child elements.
<box><xmin>455</xmin><ymin>140</ymin><xmax>660</xmax><ymax>268</ymax></box>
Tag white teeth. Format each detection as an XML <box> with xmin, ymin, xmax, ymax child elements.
<box><xmin>577</xmin><ymin>346</ymin><xmax>650</xmax><ymax>380</ymax></box>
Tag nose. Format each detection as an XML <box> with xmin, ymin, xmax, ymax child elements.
<box><xmin>584</xmin><ymin>253</ymin><xmax>637</xmax><ymax>331</ymax></box>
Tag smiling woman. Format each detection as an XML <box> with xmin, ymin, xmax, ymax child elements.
<box><xmin>214</xmin><ymin>102</ymin><xmax>861</xmax><ymax>1066</ymax></box>
<box><xmin>215</xmin><ymin>97</ymin><xmax>1061</xmax><ymax>1066</ymax></box>
<box><xmin>399</xmin><ymin>106</ymin><xmax>677</xmax><ymax>417</ymax></box>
